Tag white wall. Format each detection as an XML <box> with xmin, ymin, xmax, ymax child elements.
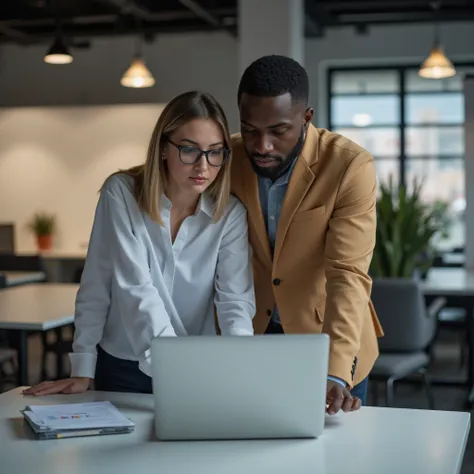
<box><xmin>0</xmin><ymin>104</ymin><xmax>164</xmax><ymax>252</ymax></box>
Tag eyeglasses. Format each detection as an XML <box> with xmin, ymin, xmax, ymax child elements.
<box><xmin>167</xmin><ymin>139</ymin><xmax>230</xmax><ymax>167</ymax></box>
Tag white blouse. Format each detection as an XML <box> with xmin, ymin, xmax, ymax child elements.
<box><xmin>69</xmin><ymin>174</ymin><xmax>256</xmax><ymax>378</ymax></box>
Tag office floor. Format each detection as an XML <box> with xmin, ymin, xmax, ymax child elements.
<box><xmin>1</xmin><ymin>329</ymin><xmax>473</xmax><ymax>473</ymax></box>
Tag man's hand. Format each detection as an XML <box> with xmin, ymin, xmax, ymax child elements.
<box><xmin>326</xmin><ymin>380</ymin><xmax>362</xmax><ymax>415</ymax></box>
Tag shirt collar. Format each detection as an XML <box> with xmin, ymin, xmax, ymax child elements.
<box><xmin>161</xmin><ymin>192</ymin><xmax>214</xmax><ymax>218</ymax></box>
<box><xmin>259</xmin><ymin>156</ymin><xmax>299</xmax><ymax>187</ymax></box>
<box><xmin>280</xmin><ymin>157</ymin><xmax>298</xmax><ymax>185</ymax></box>
<box><xmin>195</xmin><ymin>192</ymin><xmax>214</xmax><ymax>218</ymax></box>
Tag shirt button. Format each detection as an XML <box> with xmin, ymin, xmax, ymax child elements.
<box><xmin>266</xmin><ymin>309</ymin><xmax>272</xmax><ymax>316</ymax></box>
<box><xmin>269</xmin><ymin>215</ymin><xmax>275</xmax><ymax>220</ymax></box>
<box><xmin>273</xmin><ymin>278</ymin><xmax>281</xmax><ymax>286</ymax></box>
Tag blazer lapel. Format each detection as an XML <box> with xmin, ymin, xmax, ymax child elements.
<box><xmin>273</xmin><ymin>124</ymin><xmax>320</xmax><ymax>265</ymax></box>
<box><xmin>273</xmin><ymin>159</ymin><xmax>315</xmax><ymax>264</ymax></box>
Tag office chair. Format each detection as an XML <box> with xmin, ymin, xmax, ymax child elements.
<box><xmin>369</xmin><ymin>278</ymin><xmax>445</xmax><ymax>409</ymax></box>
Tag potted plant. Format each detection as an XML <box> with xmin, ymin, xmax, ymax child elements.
<box><xmin>28</xmin><ymin>212</ymin><xmax>56</xmax><ymax>251</ymax></box>
<box><xmin>370</xmin><ymin>177</ymin><xmax>450</xmax><ymax>279</ymax></box>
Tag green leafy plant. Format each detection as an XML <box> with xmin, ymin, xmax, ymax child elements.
<box><xmin>370</xmin><ymin>177</ymin><xmax>450</xmax><ymax>279</ymax></box>
<box><xmin>28</xmin><ymin>212</ymin><xmax>56</xmax><ymax>236</ymax></box>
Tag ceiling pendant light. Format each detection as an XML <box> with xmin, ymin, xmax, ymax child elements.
<box><xmin>418</xmin><ymin>7</ymin><xmax>455</xmax><ymax>79</ymax></box>
<box><xmin>121</xmin><ymin>39</ymin><xmax>155</xmax><ymax>88</ymax></box>
<box><xmin>419</xmin><ymin>44</ymin><xmax>456</xmax><ymax>79</ymax></box>
<box><xmin>44</xmin><ymin>35</ymin><xmax>73</xmax><ymax>64</ymax></box>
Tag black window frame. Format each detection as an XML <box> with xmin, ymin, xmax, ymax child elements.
<box><xmin>326</xmin><ymin>62</ymin><xmax>474</xmax><ymax>187</ymax></box>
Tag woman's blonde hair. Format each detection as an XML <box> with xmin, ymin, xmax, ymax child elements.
<box><xmin>113</xmin><ymin>91</ymin><xmax>232</xmax><ymax>224</ymax></box>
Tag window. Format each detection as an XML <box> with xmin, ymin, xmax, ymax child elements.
<box><xmin>328</xmin><ymin>64</ymin><xmax>474</xmax><ymax>251</ymax></box>
<box><xmin>331</xmin><ymin>96</ymin><xmax>400</xmax><ymax>126</ymax></box>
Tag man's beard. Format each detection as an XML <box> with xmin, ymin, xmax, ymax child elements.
<box><xmin>248</xmin><ymin>127</ymin><xmax>306</xmax><ymax>181</ymax></box>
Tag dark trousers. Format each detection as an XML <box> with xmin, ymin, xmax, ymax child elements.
<box><xmin>95</xmin><ymin>346</ymin><xmax>152</xmax><ymax>394</ymax></box>
<box><xmin>265</xmin><ymin>321</ymin><xmax>369</xmax><ymax>405</ymax></box>
<box><xmin>349</xmin><ymin>376</ymin><xmax>369</xmax><ymax>405</ymax></box>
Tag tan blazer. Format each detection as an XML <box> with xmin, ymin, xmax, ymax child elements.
<box><xmin>230</xmin><ymin>124</ymin><xmax>383</xmax><ymax>387</ymax></box>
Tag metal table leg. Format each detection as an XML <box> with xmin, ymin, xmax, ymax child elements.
<box><xmin>10</xmin><ymin>330</ymin><xmax>29</xmax><ymax>386</ymax></box>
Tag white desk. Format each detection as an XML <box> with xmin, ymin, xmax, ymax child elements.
<box><xmin>0</xmin><ymin>284</ymin><xmax>77</xmax><ymax>331</ymax></box>
<box><xmin>3</xmin><ymin>271</ymin><xmax>46</xmax><ymax>287</ymax></box>
<box><xmin>0</xmin><ymin>284</ymin><xmax>78</xmax><ymax>385</ymax></box>
<box><xmin>424</xmin><ymin>268</ymin><xmax>474</xmax><ymax>296</ymax></box>
<box><xmin>0</xmin><ymin>388</ymin><xmax>469</xmax><ymax>474</ymax></box>
<box><xmin>17</xmin><ymin>249</ymin><xmax>88</xmax><ymax>260</ymax></box>
<box><xmin>442</xmin><ymin>253</ymin><xmax>465</xmax><ymax>267</ymax></box>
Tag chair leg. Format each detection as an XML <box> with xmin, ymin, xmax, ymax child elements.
<box><xmin>386</xmin><ymin>377</ymin><xmax>396</xmax><ymax>407</ymax></box>
<box><xmin>461</xmin><ymin>325</ymin><xmax>471</xmax><ymax>369</ymax></box>
<box><xmin>55</xmin><ymin>328</ymin><xmax>64</xmax><ymax>379</ymax></box>
<box><xmin>41</xmin><ymin>351</ymin><xmax>48</xmax><ymax>380</ymax></box>
<box><xmin>429</xmin><ymin>323</ymin><xmax>441</xmax><ymax>364</ymax></box>
<box><xmin>464</xmin><ymin>317</ymin><xmax>472</xmax><ymax>370</ymax></box>
<box><xmin>41</xmin><ymin>331</ymin><xmax>52</xmax><ymax>380</ymax></box>
<box><xmin>419</xmin><ymin>368</ymin><xmax>435</xmax><ymax>410</ymax></box>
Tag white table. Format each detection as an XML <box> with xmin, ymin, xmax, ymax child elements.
<box><xmin>0</xmin><ymin>388</ymin><xmax>470</xmax><ymax>474</ymax></box>
<box><xmin>3</xmin><ymin>271</ymin><xmax>46</xmax><ymax>287</ymax></box>
<box><xmin>442</xmin><ymin>253</ymin><xmax>465</xmax><ymax>267</ymax></box>
<box><xmin>17</xmin><ymin>249</ymin><xmax>88</xmax><ymax>260</ymax></box>
<box><xmin>0</xmin><ymin>284</ymin><xmax>78</xmax><ymax>385</ymax></box>
<box><xmin>424</xmin><ymin>268</ymin><xmax>474</xmax><ymax>296</ymax></box>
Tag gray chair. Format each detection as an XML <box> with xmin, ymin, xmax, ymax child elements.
<box><xmin>370</xmin><ymin>278</ymin><xmax>446</xmax><ymax>409</ymax></box>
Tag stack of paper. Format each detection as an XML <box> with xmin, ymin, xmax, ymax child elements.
<box><xmin>21</xmin><ymin>401</ymin><xmax>135</xmax><ymax>440</ymax></box>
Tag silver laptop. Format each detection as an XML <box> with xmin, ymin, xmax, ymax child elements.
<box><xmin>150</xmin><ymin>334</ymin><xmax>329</xmax><ymax>441</ymax></box>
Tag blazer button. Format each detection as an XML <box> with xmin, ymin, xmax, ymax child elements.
<box><xmin>273</xmin><ymin>278</ymin><xmax>281</xmax><ymax>286</ymax></box>
<box><xmin>266</xmin><ymin>309</ymin><xmax>272</xmax><ymax>316</ymax></box>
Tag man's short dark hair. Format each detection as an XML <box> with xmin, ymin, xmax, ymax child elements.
<box><xmin>237</xmin><ymin>55</ymin><xmax>309</xmax><ymax>105</ymax></box>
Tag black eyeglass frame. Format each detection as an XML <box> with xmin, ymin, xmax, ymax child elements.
<box><xmin>166</xmin><ymin>139</ymin><xmax>231</xmax><ymax>167</ymax></box>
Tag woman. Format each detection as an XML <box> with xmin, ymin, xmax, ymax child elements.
<box><xmin>24</xmin><ymin>91</ymin><xmax>255</xmax><ymax>396</ymax></box>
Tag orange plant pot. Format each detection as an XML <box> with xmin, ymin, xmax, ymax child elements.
<box><xmin>37</xmin><ymin>234</ymin><xmax>53</xmax><ymax>251</ymax></box>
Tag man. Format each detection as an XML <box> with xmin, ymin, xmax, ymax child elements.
<box><xmin>230</xmin><ymin>55</ymin><xmax>383</xmax><ymax>415</ymax></box>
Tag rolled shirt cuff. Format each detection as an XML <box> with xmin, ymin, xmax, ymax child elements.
<box><xmin>227</xmin><ymin>328</ymin><xmax>254</xmax><ymax>336</ymax></box>
<box><xmin>328</xmin><ymin>375</ymin><xmax>347</xmax><ymax>388</ymax></box>
<box><xmin>69</xmin><ymin>352</ymin><xmax>97</xmax><ymax>379</ymax></box>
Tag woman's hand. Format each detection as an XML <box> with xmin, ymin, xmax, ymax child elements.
<box><xmin>22</xmin><ymin>377</ymin><xmax>92</xmax><ymax>396</ymax></box>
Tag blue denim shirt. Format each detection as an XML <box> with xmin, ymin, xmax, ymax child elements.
<box><xmin>257</xmin><ymin>159</ymin><xmax>346</xmax><ymax>388</ymax></box>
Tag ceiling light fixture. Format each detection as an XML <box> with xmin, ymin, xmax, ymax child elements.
<box><xmin>419</xmin><ymin>2</ymin><xmax>456</xmax><ymax>79</ymax></box>
<box><xmin>44</xmin><ymin>35</ymin><xmax>73</xmax><ymax>64</ymax></box>
<box><xmin>419</xmin><ymin>43</ymin><xmax>456</xmax><ymax>79</ymax></box>
<box><xmin>121</xmin><ymin>39</ymin><xmax>155</xmax><ymax>88</ymax></box>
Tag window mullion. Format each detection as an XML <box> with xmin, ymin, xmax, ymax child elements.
<box><xmin>399</xmin><ymin>67</ymin><xmax>406</xmax><ymax>188</ymax></box>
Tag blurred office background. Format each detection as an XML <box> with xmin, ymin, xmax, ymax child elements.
<box><xmin>1</xmin><ymin>0</ymin><xmax>474</xmax><ymax>471</ymax></box>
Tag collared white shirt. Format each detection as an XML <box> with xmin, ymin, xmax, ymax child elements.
<box><xmin>69</xmin><ymin>174</ymin><xmax>255</xmax><ymax>378</ymax></box>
